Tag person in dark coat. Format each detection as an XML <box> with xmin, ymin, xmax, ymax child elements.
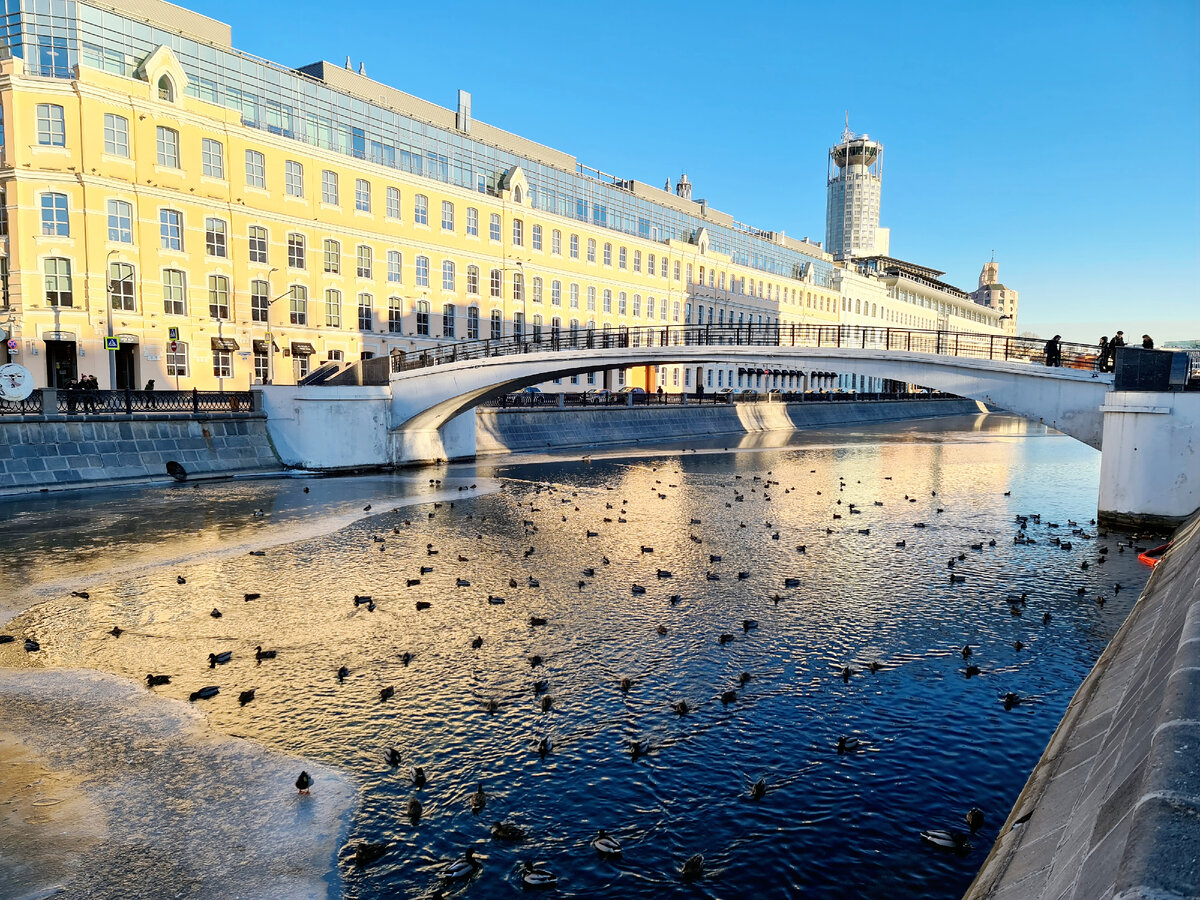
<box><xmin>1142</xmin><ymin>334</ymin><xmax>1154</xmax><ymax>349</ymax></box>
<box><xmin>1096</xmin><ymin>336</ymin><xmax>1109</xmax><ymax>371</ymax></box>
<box><xmin>1108</xmin><ymin>331</ymin><xmax>1126</xmax><ymax>372</ymax></box>
<box><xmin>1043</xmin><ymin>335</ymin><xmax>1062</xmax><ymax>367</ymax></box>
<box><xmin>144</xmin><ymin>379</ymin><xmax>156</xmax><ymax>410</ymax></box>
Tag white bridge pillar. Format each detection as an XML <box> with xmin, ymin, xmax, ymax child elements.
<box><xmin>1098</xmin><ymin>392</ymin><xmax>1200</xmax><ymax>529</ymax></box>
<box><xmin>391</xmin><ymin>408</ymin><xmax>477</xmax><ymax>466</ymax></box>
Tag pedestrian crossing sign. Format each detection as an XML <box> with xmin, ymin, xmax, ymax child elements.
<box><xmin>167</xmin><ymin>327</ymin><xmax>180</xmax><ymax>341</ymax></box>
<box><xmin>104</xmin><ymin>337</ymin><xmax>119</xmax><ymax>350</ymax></box>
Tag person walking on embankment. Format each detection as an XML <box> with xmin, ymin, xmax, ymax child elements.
<box><xmin>1107</xmin><ymin>331</ymin><xmax>1126</xmax><ymax>372</ymax></box>
<box><xmin>1096</xmin><ymin>336</ymin><xmax>1109</xmax><ymax>372</ymax></box>
<box><xmin>1043</xmin><ymin>335</ymin><xmax>1062</xmax><ymax>367</ymax></box>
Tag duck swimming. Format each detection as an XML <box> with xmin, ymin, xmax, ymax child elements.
<box><xmin>353</xmin><ymin>842</ymin><xmax>387</xmax><ymax>867</ymax></box>
<box><xmin>592</xmin><ymin>829</ymin><xmax>622</xmax><ymax>856</ymax></box>
<box><xmin>470</xmin><ymin>784</ymin><xmax>487</xmax><ymax>813</ymax></box>
<box><xmin>254</xmin><ymin>645</ymin><xmax>276</xmax><ymax>660</ymax></box>
<box><xmin>441</xmin><ymin>848</ymin><xmax>481</xmax><ymax>881</ymax></box>
<box><xmin>238</xmin><ymin>689</ymin><xmax>256</xmax><ymax>706</ymax></box>
<box><xmin>337</xmin><ymin>665</ymin><xmax>350</xmax><ymax>682</ymax></box>
<box><xmin>680</xmin><ymin>853</ymin><xmax>704</xmax><ymax>882</ymax></box>
<box><xmin>208</xmin><ymin>651</ymin><xmax>232</xmax><ymax>668</ymax></box>
<box><xmin>966</xmin><ymin>807</ymin><xmax>985</xmax><ymax>834</ymax></box>
<box><xmin>146</xmin><ymin>674</ymin><xmax>170</xmax><ymax>686</ymax></box>
<box><xmin>407</xmin><ymin>796</ymin><xmax>423</xmax><ymax>820</ymax></box>
<box><xmin>837</xmin><ymin>736</ymin><xmax>861</xmax><ymax>754</ymax></box>
<box><xmin>385</xmin><ymin>748</ymin><xmax>401</xmax><ymax>767</ymax></box>
<box><xmin>491</xmin><ymin>821</ymin><xmax>526</xmax><ymax>841</ymax></box>
<box><xmin>189</xmin><ymin>685</ymin><xmax>219</xmax><ymax>701</ymax></box>
<box><xmin>749</xmin><ymin>777</ymin><xmax>766</xmax><ymax>800</ymax></box>
<box><xmin>521</xmin><ymin>861</ymin><xmax>558</xmax><ymax>889</ymax></box>
<box><xmin>920</xmin><ymin>829</ymin><xmax>971</xmax><ymax>853</ymax></box>
<box><xmin>380</xmin><ymin>686</ymin><xmax>395</xmax><ymax>702</ymax></box>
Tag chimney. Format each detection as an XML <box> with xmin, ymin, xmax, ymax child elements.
<box><xmin>358</xmin><ymin>62</ymin><xmax>366</xmax><ymax>76</ymax></box>
<box><xmin>345</xmin><ymin>56</ymin><xmax>352</xmax><ymax>70</ymax></box>
<box><xmin>675</xmin><ymin>173</ymin><xmax>692</xmax><ymax>201</ymax></box>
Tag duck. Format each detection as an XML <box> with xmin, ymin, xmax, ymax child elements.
<box><xmin>528</xmin><ymin>654</ymin><xmax>543</xmax><ymax>667</ymax></box>
<box><xmin>384</xmin><ymin>747</ymin><xmax>401</xmax><ymax>767</ymax></box>
<box><xmin>841</xmin><ymin>666</ymin><xmax>853</xmax><ymax>683</ymax></box>
<box><xmin>620</xmin><ymin>677</ymin><xmax>633</xmax><ymax>692</ymax></box>
<box><xmin>965</xmin><ymin>665</ymin><xmax>981</xmax><ymax>678</ymax></box>
<box><xmin>1013</xmin><ymin>640</ymin><xmax>1025</xmax><ymax>651</ymax></box>
<box><xmin>592</xmin><ymin>829</ymin><xmax>622</xmax><ymax>856</ymax></box>
<box><xmin>537</xmin><ymin>736</ymin><xmax>551</xmax><ymax>757</ymax></box>
<box><xmin>738</xmin><ymin>671</ymin><xmax>752</xmax><ymax>685</ymax></box>
<box><xmin>1003</xmin><ymin>692</ymin><xmax>1021</xmax><ymax>710</ymax></box>
<box><xmin>238</xmin><ymin>688</ymin><xmax>256</xmax><ymax>706</ymax></box>
<box><xmin>407</xmin><ymin>796</ymin><xmax>423</xmax><ymax>820</ymax></box>
<box><xmin>961</xmin><ymin>645</ymin><xmax>972</xmax><ymax>660</ymax></box>
<box><xmin>295</xmin><ymin>771</ymin><xmax>312</xmax><ymax>794</ymax></box>
<box><xmin>412</xmin><ymin>766</ymin><xmax>428</xmax><ymax>788</ymax></box>
<box><xmin>920</xmin><ymin>829</ymin><xmax>971</xmax><ymax>853</ymax></box>
<box><xmin>415</xmin><ymin>601</ymin><xmax>432</xmax><ymax>611</ymax></box>
<box><xmin>189</xmin><ymin>685</ymin><xmax>219</xmax><ymax>701</ymax></box>
<box><xmin>254</xmin><ymin>645</ymin><xmax>276</xmax><ymax>660</ymax></box>
<box><xmin>673</xmin><ymin>700</ymin><xmax>689</xmax><ymax>716</ymax></box>
<box><xmin>680</xmin><ymin>853</ymin><xmax>704</xmax><ymax>882</ymax></box>
<box><xmin>210</xmin><ymin>608</ymin><xmax>222</xmax><ymax>618</ymax></box>
<box><xmin>540</xmin><ymin>695</ymin><xmax>553</xmax><ymax>712</ymax></box>
<box><xmin>146</xmin><ymin>674</ymin><xmax>170</xmax><ymax>686</ymax></box>
<box><xmin>966</xmin><ymin>807</ymin><xmax>985</xmax><ymax>834</ymax></box>
<box><xmin>491</xmin><ymin>821</ymin><xmax>526</xmax><ymax>841</ymax></box>
<box><xmin>70</xmin><ymin>590</ymin><xmax>90</xmax><ymax>599</ymax></box>
<box><xmin>470</xmin><ymin>784</ymin><xmax>487</xmax><ymax>813</ymax></box>
<box><xmin>631</xmin><ymin>584</ymin><xmax>646</xmax><ymax>595</ymax></box>
<box><xmin>532</xmin><ymin>680</ymin><xmax>549</xmax><ymax>695</ymax></box>
<box><xmin>176</xmin><ymin>575</ymin><xmax>186</xmax><ymax>585</ymax></box>
<box><xmin>441</xmin><ymin>848</ymin><xmax>481</xmax><ymax>881</ymax></box>
<box><xmin>721</xmin><ymin>690</ymin><xmax>738</xmax><ymax>704</ymax></box>
<box><xmin>749</xmin><ymin>777</ymin><xmax>766</xmax><ymax>800</ymax></box>
<box><xmin>108</xmin><ymin>625</ymin><xmax>123</xmax><ymax>638</ymax></box>
<box><xmin>529</xmin><ymin>616</ymin><xmax>547</xmax><ymax>627</ymax></box>
<box><xmin>521</xmin><ymin>861</ymin><xmax>558</xmax><ymax>889</ymax></box>
<box><xmin>630</xmin><ymin>740</ymin><xmax>647</xmax><ymax>760</ymax></box>
<box><xmin>337</xmin><ymin>665</ymin><xmax>350</xmax><ymax>682</ymax></box>
<box><xmin>718</xmin><ymin>634</ymin><xmax>734</xmax><ymax>645</ymax></box>
<box><xmin>471</xmin><ymin>636</ymin><xmax>484</xmax><ymax>650</ymax></box>
<box><xmin>380</xmin><ymin>686</ymin><xmax>395</xmax><ymax>702</ymax></box>
<box><xmin>837</xmin><ymin>736</ymin><xmax>861</xmax><ymax>754</ymax></box>
<box><xmin>353</xmin><ymin>842</ymin><xmax>387</xmax><ymax>867</ymax></box>
<box><xmin>656</xmin><ymin>624</ymin><xmax>667</xmax><ymax>635</ymax></box>
<box><xmin>208</xmin><ymin>651</ymin><xmax>232</xmax><ymax>668</ymax></box>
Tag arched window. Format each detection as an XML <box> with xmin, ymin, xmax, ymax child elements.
<box><xmin>416</xmin><ymin>300</ymin><xmax>430</xmax><ymax>335</ymax></box>
<box><xmin>513</xmin><ymin>271</ymin><xmax>524</xmax><ymax>302</ymax></box>
<box><xmin>157</xmin><ymin>75</ymin><xmax>175</xmax><ymax>102</ymax></box>
<box><xmin>532</xmin><ymin>314</ymin><xmax>544</xmax><ymax>343</ymax></box>
<box><xmin>490</xmin><ymin>268</ymin><xmax>502</xmax><ymax>298</ymax></box>
<box><xmin>442</xmin><ymin>303</ymin><xmax>455</xmax><ymax>338</ymax></box>
<box><xmin>513</xmin><ymin>185</ymin><xmax>523</xmax><ymax>204</ymax></box>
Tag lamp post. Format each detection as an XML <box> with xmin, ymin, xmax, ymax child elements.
<box><xmin>261</xmin><ymin>279</ymin><xmax>293</xmax><ymax>385</ymax></box>
<box><xmin>104</xmin><ymin>249</ymin><xmax>118</xmax><ymax>389</ymax></box>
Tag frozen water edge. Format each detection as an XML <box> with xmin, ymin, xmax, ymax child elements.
<box><xmin>0</xmin><ymin>668</ymin><xmax>357</xmax><ymax>900</ymax></box>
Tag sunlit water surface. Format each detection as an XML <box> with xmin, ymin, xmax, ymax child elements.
<box><xmin>0</xmin><ymin>414</ymin><xmax>1157</xmax><ymax>899</ymax></box>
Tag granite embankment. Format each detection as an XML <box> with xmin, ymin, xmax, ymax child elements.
<box><xmin>0</xmin><ymin>415</ymin><xmax>281</xmax><ymax>492</ymax></box>
<box><xmin>476</xmin><ymin>397</ymin><xmax>985</xmax><ymax>454</ymax></box>
<box><xmin>965</xmin><ymin>512</ymin><xmax>1200</xmax><ymax>900</ymax></box>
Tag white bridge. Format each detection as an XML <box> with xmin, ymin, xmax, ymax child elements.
<box><xmin>262</xmin><ymin>325</ymin><xmax>1199</xmax><ymax>527</ymax></box>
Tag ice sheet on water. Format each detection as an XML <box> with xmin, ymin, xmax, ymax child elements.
<box><xmin>0</xmin><ymin>668</ymin><xmax>356</xmax><ymax>900</ymax></box>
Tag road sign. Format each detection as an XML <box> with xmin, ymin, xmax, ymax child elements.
<box><xmin>167</xmin><ymin>327</ymin><xmax>180</xmax><ymax>341</ymax></box>
<box><xmin>263</xmin><ymin>332</ymin><xmax>273</xmax><ymax>341</ymax></box>
<box><xmin>104</xmin><ymin>337</ymin><xmax>120</xmax><ymax>350</ymax></box>
<box><xmin>169</xmin><ymin>341</ymin><xmax>178</xmax><ymax>352</ymax></box>
<box><xmin>5</xmin><ymin>339</ymin><xmax>16</xmax><ymax>351</ymax></box>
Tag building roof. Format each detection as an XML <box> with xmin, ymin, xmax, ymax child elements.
<box><xmin>852</xmin><ymin>255</ymin><xmax>969</xmax><ymax>298</ymax></box>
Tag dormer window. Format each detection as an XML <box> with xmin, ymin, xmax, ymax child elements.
<box><xmin>513</xmin><ymin>185</ymin><xmax>523</xmax><ymax>204</ymax></box>
<box><xmin>157</xmin><ymin>75</ymin><xmax>175</xmax><ymax>102</ymax></box>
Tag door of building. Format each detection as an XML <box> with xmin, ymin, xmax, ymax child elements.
<box><xmin>45</xmin><ymin>340</ymin><xmax>77</xmax><ymax>387</ymax></box>
<box><xmin>115</xmin><ymin>343</ymin><xmax>137</xmax><ymax>390</ymax></box>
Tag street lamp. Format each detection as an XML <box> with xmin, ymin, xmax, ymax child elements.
<box><xmin>261</xmin><ymin>268</ymin><xmax>293</xmax><ymax>386</ymax></box>
<box><xmin>105</xmin><ymin>248</ymin><xmax>118</xmax><ymax>389</ymax></box>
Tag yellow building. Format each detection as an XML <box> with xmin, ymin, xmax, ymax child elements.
<box><xmin>0</xmin><ymin>0</ymin><xmax>840</xmax><ymax>395</ymax></box>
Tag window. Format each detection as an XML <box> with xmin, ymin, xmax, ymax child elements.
<box><xmin>40</xmin><ymin>192</ymin><xmax>69</xmax><ymax>236</ymax></box>
<box><xmin>205</xmin><ymin>217</ymin><xmax>227</xmax><ymax>257</ymax></box>
<box><xmin>254</xmin><ymin>346</ymin><xmax>269</xmax><ymax>383</ymax></box>
<box><xmin>415</xmin><ymin>256</ymin><xmax>430</xmax><ymax>287</ymax></box>
<box><xmin>532</xmin><ymin>277</ymin><xmax>543</xmax><ymax>303</ymax></box>
<box><xmin>532</xmin><ymin>224</ymin><xmax>542</xmax><ymax>251</ymax></box>
<box><xmin>103</xmin><ymin>114</ymin><xmax>128</xmax><ymax>157</ymax></box>
<box><xmin>156</xmin><ymin>127</ymin><xmax>179</xmax><ymax>168</ymax></box>
<box><xmin>286</xmin><ymin>285</ymin><xmax>307</xmax><ymax>325</ymax></box>
<box><xmin>167</xmin><ymin>341</ymin><xmax>188</xmax><ymax>377</ymax></box>
<box><xmin>249</xmin><ymin>226</ymin><xmax>268</xmax><ymax>263</ymax></box>
<box><xmin>358</xmin><ymin>294</ymin><xmax>373</xmax><ymax>330</ymax></box>
<box><xmin>467</xmin><ymin>306</ymin><xmax>480</xmax><ymax>339</ymax></box>
<box><xmin>287</xmin><ymin>233</ymin><xmax>306</xmax><ymax>269</ymax></box>
<box><xmin>285</xmin><ymin>160</ymin><xmax>304</xmax><ymax>197</ymax></box>
<box><xmin>208</xmin><ymin>274</ymin><xmax>230</xmax><ymax>318</ymax></box>
<box><xmin>201</xmin><ymin>139</ymin><xmax>224</xmax><ymax>178</ymax></box>
<box><xmin>251</xmin><ymin>279</ymin><xmax>269</xmax><ymax>323</ymax></box>
<box><xmin>569</xmin><ymin>234</ymin><xmax>579</xmax><ymax>259</ymax></box>
<box><xmin>416</xmin><ymin>300</ymin><xmax>430</xmax><ymax>335</ymax></box>
<box><xmin>388</xmin><ymin>296</ymin><xmax>403</xmax><ymax>333</ymax></box>
<box><xmin>604</xmin><ymin>243</ymin><xmax>612</xmax><ymax>266</ymax></box>
<box><xmin>163</xmin><ymin>269</ymin><xmax>186</xmax><ymax>315</ymax></box>
<box><xmin>661</xmin><ymin>257</ymin><xmax>668</xmax><ymax>278</ymax></box>
<box><xmin>603</xmin><ymin>289</ymin><xmax>612</xmax><ymax>313</ymax></box>
<box><xmin>587</xmin><ymin>239</ymin><xmax>596</xmax><ymax>263</ymax></box>
<box><xmin>108</xmin><ymin>262</ymin><xmax>135</xmax><ymax>311</ymax></box>
<box><xmin>633</xmin><ymin>295</ymin><xmax>641</xmax><ymax>317</ymax></box>
<box><xmin>467</xmin><ymin>265</ymin><xmax>479</xmax><ymax>295</ymax></box>
<box><xmin>466</xmin><ymin>207</ymin><xmax>478</xmax><ymax>236</ymax></box>
<box><xmin>490</xmin><ymin>309</ymin><xmax>502</xmax><ymax>340</ymax></box>
<box><xmin>442</xmin><ymin>260</ymin><xmax>455</xmax><ymax>291</ymax></box>
<box><xmin>513</xmin><ymin>218</ymin><xmax>525</xmax><ymax>247</ymax></box>
<box><xmin>587</xmin><ymin>286</ymin><xmax>596</xmax><ymax>311</ymax></box>
<box><xmin>213</xmin><ymin>349</ymin><xmax>232</xmax><ymax>379</ymax></box>
<box><xmin>674</xmin><ymin>261</ymin><xmax>681</xmax><ymax>280</ymax></box>
<box><xmin>552</xmin><ymin>230</ymin><xmax>562</xmax><ymax>255</ymax></box>
<box><xmin>387</xmin><ymin>250</ymin><xmax>402</xmax><ymax>283</ymax></box>
<box><xmin>569</xmin><ymin>283</ymin><xmax>579</xmax><ymax>309</ymax></box>
<box><xmin>355</xmin><ymin>178</ymin><xmax>371</xmax><ymax>212</ymax></box>
<box><xmin>157</xmin><ymin>75</ymin><xmax>175</xmax><ymax>102</ymax></box>
<box><xmin>513</xmin><ymin>311</ymin><xmax>524</xmax><ymax>341</ymax></box>
<box><xmin>442</xmin><ymin>303</ymin><xmax>456</xmax><ymax>338</ymax></box>
<box><xmin>633</xmin><ymin>251</ymin><xmax>641</xmax><ymax>273</ymax></box>
<box><xmin>294</xmin><ymin>352</ymin><xmax>309</xmax><ymax>381</ymax></box>
<box><xmin>414</xmin><ymin>194</ymin><xmax>428</xmax><ymax>225</ymax></box>
<box><xmin>323</xmin><ymin>239</ymin><xmax>341</xmax><ymax>274</ymax></box>
<box><xmin>36</xmin><ymin>104</ymin><xmax>65</xmax><ymax>146</ymax></box>
<box><xmin>532</xmin><ymin>314</ymin><xmax>543</xmax><ymax>343</ymax></box>
<box><xmin>386</xmin><ymin>187</ymin><xmax>401</xmax><ymax>219</ymax></box>
<box><xmin>551</xmin><ymin>280</ymin><xmax>561</xmax><ymax>306</ymax></box>
<box><xmin>44</xmin><ymin>258</ymin><xmax>72</xmax><ymax>306</ymax></box>
<box><xmin>356</xmin><ymin>245</ymin><xmax>373</xmax><ymax>279</ymax></box>
<box><xmin>513</xmin><ymin>272</ymin><xmax>524</xmax><ymax>303</ymax></box>
<box><xmin>619</xmin><ymin>247</ymin><xmax>627</xmax><ymax>269</ymax></box>
<box><xmin>245</xmin><ymin>150</ymin><xmax>265</xmax><ymax>188</ymax></box>
<box><xmin>489</xmin><ymin>213</ymin><xmax>501</xmax><ymax>242</ymax></box>
<box><xmin>325</xmin><ymin>289</ymin><xmax>342</xmax><ymax>327</ymax></box>
<box><xmin>648</xmin><ymin>253</ymin><xmax>655</xmax><ymax>275</ymax></box>
<box><xmin>441</xmin><ymin>200</ymin><xmax>455</xmax><ymax>231</ymax></box>
<box><xmin>619</xmin><ymin>292</ymin><xmax>627</xmax><ymax>315</ymax></box>
<box><xmin>322</xmin><ymin>170</ymin><xmax>339</xmax><ymax>205</ymax></box>
<box><xmin>160</xmin><ymin>209</ymin><xmax>183</xmax><ymax>251</ymax></box>
<box><xmin>490</xmin><ymin>268</ymin><xmax>501</xmax><ymax>298</ymax></box>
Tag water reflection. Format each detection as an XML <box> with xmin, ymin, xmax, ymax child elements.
<box><xmin>0</xmin><ymin>414</ymin><xmax>1156</xmax><ymax>899</ymax></box>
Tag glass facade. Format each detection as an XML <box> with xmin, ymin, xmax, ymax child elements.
<box><xmin>1</xmin><ymin>0</ymin><xmax>832</xmax><ymax>287</ymax></box>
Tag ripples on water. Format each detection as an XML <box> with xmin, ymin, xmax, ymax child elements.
<box><xmin>0</xmin><ymin>415</ymin><xmax>1157</xmax><ymax>899</ymax></box>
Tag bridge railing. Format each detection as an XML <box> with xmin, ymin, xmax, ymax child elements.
<box><xmin>389</xmin><ymin>324</ymin><xmax>1103</xmax><ymax>375</ymax></box>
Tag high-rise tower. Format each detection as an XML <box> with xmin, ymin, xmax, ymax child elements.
<box><xmin>825</xmin><ymin>119</ymin><xmax>887</xmax><ymax>259</ymax></box>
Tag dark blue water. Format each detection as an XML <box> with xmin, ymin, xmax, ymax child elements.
<box><xmin>0</xmin><ymin>414</ymin><xmax>1156</xmax><ymax>899</ymax></box>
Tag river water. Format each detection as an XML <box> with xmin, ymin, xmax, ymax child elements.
<box><xmin>0</xmin><ymin>414</ymin><xmax>1157</xmax><ymax>899</ymax></box>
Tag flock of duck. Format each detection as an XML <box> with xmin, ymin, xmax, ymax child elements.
<box><xmin>4</xmin><ymin>460</ymin><xmax>1161</xmax><ymax>895</ymax></box>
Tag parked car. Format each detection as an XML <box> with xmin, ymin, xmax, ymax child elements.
<box><xmin>582</xmin><ymin>388</ymin><xmax>611</xmax><ymax>403</ymax></box>
<box><xmin>617</xmin><ymin>386</ymin><xmax>645</xmax><ymax>394</ymax></box>
<box><xmin>739</xmin><ymin>389</ymin><xmax>758</xmax><ymax>399</ymax></box>
<box><xmin>715</xmin><ymin>387</ymin><xmax>736</xmax><ymax>400</ymax></box>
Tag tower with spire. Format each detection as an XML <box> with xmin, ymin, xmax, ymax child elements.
<box><xmin>825</xmin><ymin>116</ymin><xmax>886</xmax><ymax>259</ymax></box>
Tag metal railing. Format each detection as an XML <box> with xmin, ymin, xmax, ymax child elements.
<box><xmin>51</xmin><ymin>388</ymin><xmax>254</xmax><ymax>416</ymax></box>
<box><xmin>389</xmin><ymin>324</ymin><xmax>1105</xmax><ymax>376</ymax></box>
<box><xmin>0</xmin><ymin>393</ymin><xmax>44</xmax><ymax>415</ymax></box>
<box><xmin>486</xmin><ymin>390</ymin><xmax>963</xmax><ymax>409</ymax></box>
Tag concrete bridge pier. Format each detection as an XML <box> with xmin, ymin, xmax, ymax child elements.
<box><xmin>390</xmin><ymin>409</ymin><xmax>477</xmax><ymax>465</ymax></box>
<box><xmin>1098</xmin><ymin>391</ymin><xmax>1200</xmax><ymax>529</ymax></box>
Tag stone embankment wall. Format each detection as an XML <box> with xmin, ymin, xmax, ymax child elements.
<box><xmin>475</xmin><ymin>398</ymin><xmax>984</xmax><ymax>454</ymax></box>
<box><xmin>0</xmin><ymin>416</ymin><xmax>280</xmax><ymax>492</ymax></box>
<box><xmin>965</xmin><ymin>512</ymin><xmax>1200</xmax><ymax>900</ymax></box>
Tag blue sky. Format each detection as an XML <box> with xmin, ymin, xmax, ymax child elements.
<box><xmin>197</xmin><ymin>0</ymin><xmax>1199</xmax><ymax>341</ymax></box>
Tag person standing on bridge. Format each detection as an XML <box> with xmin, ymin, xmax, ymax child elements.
<box><xmin>1096</xmin><ymin>336</ymin><xmax>1109</xmax><ymax>371</ymax></box>
<box><xmin>1142</xmin><ymin>334</ymin><xmax>1154</xmax><ymax>349</ymax></box>
<box><xmin>1043</xmin><ymin>335</ymin><xmax>1062</xmax><ymax>367</ymax></box>
<box><xmin>1108</xmin><ymin>331</ymin><xmax>1126</xmax><ymax>372</ymax></box>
